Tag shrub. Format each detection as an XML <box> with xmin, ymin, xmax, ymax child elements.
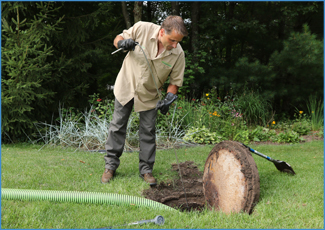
<box><xmin>271</xmin><ymin>130</ymin><xmax>303</xmax><ymax>144</ymax></box>
<box><xmin>249</xmin><ymin>126</ymin><xmax>277</xmax><ymax>142</ymax></box>
<box><xmin>291</xmin><ymin>120</ymin><xmax>310</xmax><ymax>136</ymax></box>
<box><xmin>183</xmin><ymin>126</ymin><xmax>223</xmax><ymax>144</ymax></box>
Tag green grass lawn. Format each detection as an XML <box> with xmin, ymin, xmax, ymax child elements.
<box><xmin>1</xmin><ymin>141</ymin><xmax>324</xmax><ymax>229</ymax></box>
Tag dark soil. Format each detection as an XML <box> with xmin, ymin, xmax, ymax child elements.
<box><xmin>142</xmin><ymin>161</ymin><xmax>206</xmax><ymax>212</ymax></box>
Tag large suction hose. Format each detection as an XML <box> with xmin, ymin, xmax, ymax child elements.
<box><xmin>1</xmin><ymin>188</ymin><xmax>176</xmax><ymax>211</ymax></box>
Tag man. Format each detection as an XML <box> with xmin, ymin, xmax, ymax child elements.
<box><xmin>101</xmin><ymin>15</ymin><xmax>188</xmax><ymax>186</ymax></box>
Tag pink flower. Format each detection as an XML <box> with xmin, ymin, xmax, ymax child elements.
<box><xmin>97</xmin><ymin>98</ymin><xmax>102</xmax><ymax>102</ymax></box>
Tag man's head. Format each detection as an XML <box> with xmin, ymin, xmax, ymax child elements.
<box><xmin>159</xmin><ymin>15</ymin><xmax>188</xmax><ymax>50</ymax></box>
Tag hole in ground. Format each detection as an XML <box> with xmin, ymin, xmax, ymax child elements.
<box><xmin>142</xmin><ymin>161</ymin><xmax>206</xmax><ymax>212</ymax></box>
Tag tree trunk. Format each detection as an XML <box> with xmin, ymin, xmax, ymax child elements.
<box><xmin>225</xmin><ymin>2</ymin><xmax>235</xmax><ymax>66</ymax></box>
<box><xmin>191</xmin><ymin>2</ymin><xmax>200</xmax><ymax>53</ymax></box>
<box><xmin>145</xmin><ymin>1</ymin><xmax>153</xmax><ymax>22</ymax></box>
<box><xmin>134</xmin><ymin>1</ymin><xmax>143</xmax><ymax>23</ymax></box>
<box><xmin>171</xmin><ymin>1</ymin><xmax>180</xmax><ymax>15</ymax></box>
<box><xmin>121</xmin><ymin>2</ymin><xmax>131</xmax><ymax>28</ymax></box>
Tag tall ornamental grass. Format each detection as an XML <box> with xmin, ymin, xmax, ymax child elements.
<box><xmin>35</xmin><ymin>99</ymin><xmax>189</xmax><ymax>151</ymax></box>
<box><xmin>306</xmin><ymin>95</ymin><xmax>324</xmax><ymax>131</ymax></box>
<box><xmin>236</xmin><ymin>88</ymin><xmax>274</xmax><ymax>126</ymax></box>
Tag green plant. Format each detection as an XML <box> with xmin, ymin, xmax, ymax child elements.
<box><xmin>88</xmin><ymin>93</ymin><xmax>114</xmax><ymax>119</ymax></box>
<box><xmin>291</xmin><ymin>111</ymin><xmax>311</xmax><ymax>135</ymax></box>
<box><xmin>249</xmin><ymin>126</ymin><xmax>277</xmax><ymax>142</ymax></box>
<box><xmin>236</xmin><ymin>88</ymin><xmax>273</xmax><ymax>126</ymax></box>
<box><xmin>306</xmin><ymin>95</ymin><xmax>324</xmax><ymax>131</ymax></box>
<box><xmin>183</xmin><ymin>126</ymin><xmax>223</xmax><ymax>144</ymax></box>
<box><xmin>316</xmin><ymin>129</ymin><xmax>324</xmax><ymax>137</ymax></box>
<box><xmin>233</xmin><ymin>129</ymin><xmax>250</xmax><ymax>143</ymax></box>
<box><xmin>268</xmin><ymin>24</ymin><xmax>323</xmax><ymax>113</ymax></box>
<box><xmin>271</xmin><ymin>130</ymin><xmax>303</xmax><ymax>143</ymax></box>
<box><xmin>179</xmin><ymin>50</ymin><xmax>206</xmax><ymax>96</ymax></box>
<box><xmin>1</xmin><ymin>2</ymin><xmax>65</xmax><ymax>141</ymax></box>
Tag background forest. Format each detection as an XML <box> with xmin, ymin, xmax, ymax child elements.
<box><xmin>1</xmin><ymin>1</ymin><xmax>323</xmax><ymax>144</ymax></box>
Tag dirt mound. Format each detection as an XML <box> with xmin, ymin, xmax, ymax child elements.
<box><xmin>142</xmin><ymin>161</ymin><xmax>206</xmax><ymax>212</ymax></box>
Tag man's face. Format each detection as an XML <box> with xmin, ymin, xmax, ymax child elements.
<box><xmin>159</xmin><ymin>28</ymin><xmax>184</xmax><ymax>50</ymax></box>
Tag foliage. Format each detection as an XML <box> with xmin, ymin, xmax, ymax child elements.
<box><xmin>291</xmin><ymin>111</ymin><xmax>311</xmax><ymax>135</ymax></box>
<box><xmin>180</xmin><ymin>50</ymin><xmax>206</xmax><ymax>97</ymax></box>
<box><xmin>34</xmin><ymin>87</ymin><xmax>317</xmax><ymax>149</ymax></box>
<box><xmin>183</xmin><ymin>126</ymin><xmax>223</xmax><ymax>144</ymax></box>
<box><xmin>271</xmin><ymin>130</ymin><xmax>303</xmax><ymax>144</ymax></box>
<box><xmin>1</xmin><ymin>2</ymin><xmax>65</xmax><ymax>141</ymax></box>
<box><xmin>306</xmin><ymin>95</ymin><xmax>324</xmax><ymax>131</ymax></box>
<box><xmin>236</xmin><ymin>87</ymin><xmax>274</xmax><ymax>126</ymax></box>
<box><xmin>1</xmin><ymin>2</ymin><xmax>125</xmax><ymax>142</ymax></box>
<box><xmin>249</xmin><ymin>126</ymin><xmax>277</xmax><ymax>142</ymax></box>
<box><xmin>2</xmin><ymin>2</ymin><xmax>323</xmax><ymax>142</ymax></box>
<box><xmin>88</xmin><ymin>93</ymin><xmax>114</xmax><ymax>120</ymax></box>
<box><xmin>35</xmin><ymin>106</ymin><xmax>110</xmax><ymax>150</ymax></box>
<box><xmin>268</xmin><ymin>24</ymin><xmax>324</xmax><ymax>113</ymax></box>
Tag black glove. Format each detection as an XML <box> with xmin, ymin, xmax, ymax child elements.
<box><xmin>117</xmin><ymin>39</ymin><xmax>136</xmax><ymax>51</ymax></box>
<box><xmin>156</xmin><ymin>92</ymin><xmax>178</xmax><ymax>115</ymax></box>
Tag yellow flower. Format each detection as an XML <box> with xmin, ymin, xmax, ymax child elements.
<box><xmin>207</xmin><ymin>97</ymin><xmax>210</xmax><ymax>100</ymax></box>
<box><xmin>299</xmin><ymin>111</ymin><xmax>303</xmax><ymax>114</ymax></box>
<box><xmin>212</xmin><ymin>111</ymin><xmax>221</xmax><ymax>117</ymax></box>
<box><xmin>312</xmin><ymin>111</ymin><xmax>314</xmax><ymax>113</ymax></box>
<box><xmin>272</xmin><ymin>121</ymin><xmax>276</xmax><ymax>125</ymax></box>
<box><xmin>206</xmin><ymin>93</ymin><xmax>209</xmax><ymax>97</ymax></box>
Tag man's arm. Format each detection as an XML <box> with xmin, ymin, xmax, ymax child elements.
<box><xmin>113</xmin><ymin>35</ymin><xmax>124</xmax><ymax>49</ymax></box>
<box><xmin>166</xmin><ymin>84</ymin><xmax>179</xmax><ymax>95</ymax></box>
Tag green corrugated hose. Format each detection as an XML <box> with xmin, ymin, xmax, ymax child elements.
<box><xmin>1</xmin><ymin>188</ymin><xmax>176</xmax><ymax>211</ymax></box>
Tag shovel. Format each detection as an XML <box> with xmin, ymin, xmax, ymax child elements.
<box><xmin>242</xmin><ymin>143</ymin><xmax>296</xmax><ymax>175</ymax></box>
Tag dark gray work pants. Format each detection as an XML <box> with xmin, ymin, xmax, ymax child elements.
<box><xmin>104</xmin><ymin>98</ymin><xmax>157</xmax><ymax>175</ymax></box>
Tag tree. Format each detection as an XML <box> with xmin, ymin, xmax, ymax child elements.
<box><xmin>1</xmin><ymin>2</ymin><xmax>65</xmax><ymax>141</ymax></box>
<box><xmin>122</xmin><ymin>2</ymin><xmax>131</xmax><ymax>28</ymax></box>
<box><xmin>134</xmin><ymin>1</ymin><xmax>143</xmax><ymax>23</ymax></box>
<box><xmin>268</xmin><ymin>24</ymin><xmax>323</xmax><ymax>113</ymax></box>
<box><xmin>1</xmin><ymin>2</ymin><xmax>323</xmax><ymax>141</ymax></box>
<box><xmin>190</xmin><ymin>2</ymin><xmax>200</xmax><ymax>53</ymax></box>
<box><xmin>1</xmin><ymin>2</ymin><xmax>125</xmax><ymax>142</ymax></box>
<box><xmin>171</xmin><ymin>2</ymin><xmax>180</xmax><ymax>15</ymax></box>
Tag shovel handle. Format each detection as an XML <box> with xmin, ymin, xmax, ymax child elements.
<box><xmin>242</xmin><ymin>143</ymin><xmax>274</xmax><ymax>162</ymax></box>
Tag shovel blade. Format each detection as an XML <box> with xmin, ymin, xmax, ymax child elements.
<box><xmin>273</xmin><ymin>160</ymin><xmax>296</xmax><ymax>175</ymax></box>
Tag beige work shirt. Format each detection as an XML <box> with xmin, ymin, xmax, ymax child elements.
<box><xmin>113</xmin><ymin>21</ymin><xmax>185</xmax><ymax>112</ymax></box>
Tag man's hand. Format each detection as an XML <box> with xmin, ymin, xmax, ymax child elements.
<box><xmin>156</xmin><ymin>92</ymin><xmax>178</xmax><ymax>115</ymax></box>
<box><xmin>117</xmin><ymin>39</ymin><xmax>136</xmax><ymax>51</ymax></box>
